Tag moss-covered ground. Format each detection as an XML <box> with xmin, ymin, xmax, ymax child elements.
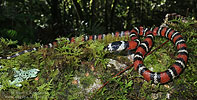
<box><xmin>0</xmin><ymin>18</ymin><xmax>196</xmax><ymax>100</ymax></box>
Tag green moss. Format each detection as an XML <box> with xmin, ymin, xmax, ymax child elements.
<box><xmin>80</xmin><ymin>75</ymin><xmax>95</xmax><ymax>88</ymax></box>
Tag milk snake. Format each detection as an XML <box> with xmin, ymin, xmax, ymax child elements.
<box><xmin>0</xmin><ymin>26</ymin><xmax>188</xmax><ymax>84</ymax></box>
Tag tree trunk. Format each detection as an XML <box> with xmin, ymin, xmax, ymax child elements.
<box><xmin>72</xmin><ymin>0</ymin><xmax>84</xmax><ymax>21</ymax></box>
<box><xmin>105</xmin><ymin>0</ymin><xmax>109</xmax><ymax>31</ymax></box>
<box><xmin>110</xmin><ymin>0</ymin><xmax>118</xmax><ymax>31</ymax></box>
<box><xmin>91</xmin><ymin>0</ymin><xmax>96</xmax><ymax>24</ymax></box>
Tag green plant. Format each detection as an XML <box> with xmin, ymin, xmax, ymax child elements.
<box><xmin>33</xmin><ymin>79</ymin><xmax>53</xmax><ymax>100</ymax></box>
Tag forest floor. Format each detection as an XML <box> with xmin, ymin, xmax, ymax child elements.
<box><xmin>0</xmin><ymin>18</ymin><xmax>196</xmax><ymax>100</ymax></box>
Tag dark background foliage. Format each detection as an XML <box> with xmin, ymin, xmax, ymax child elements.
<box><xmin>0</xmin><ymin>0</ymin><xmax>196</xmax><ymax>44</ymax></box>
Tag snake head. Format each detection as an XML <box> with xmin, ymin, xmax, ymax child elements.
<box><xmin>104</xmin><ymin>41</ymin><xmax>129</xmax><ymax>52</ymax></box>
